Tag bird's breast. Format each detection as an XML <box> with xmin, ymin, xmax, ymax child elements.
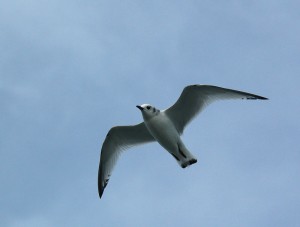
<box><xmin>144</xmin><ymin>114</ymin><xmax>179</xmax><ymax>150</ymax></box>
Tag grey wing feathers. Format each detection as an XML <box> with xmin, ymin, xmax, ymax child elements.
<box><xmin>98</xmin><ymin>123</ymin><xmax>154</xmax><ymax>198</ymax></box>
<box><xmin>164</xmin><ymin>85</ymin><xmax>268</xmax><ymax>134</ymax></box>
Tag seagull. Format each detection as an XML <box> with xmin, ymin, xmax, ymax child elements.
<box><xmin>98</xmin><ymin>85</ymin><xmax>267</xmax><ymax>198</ymax></box>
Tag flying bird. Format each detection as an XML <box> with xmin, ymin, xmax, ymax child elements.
<box><xmin>98</xmin><ymin>85</ymin><xmax>268</xmax><ymax>198</ymax></box>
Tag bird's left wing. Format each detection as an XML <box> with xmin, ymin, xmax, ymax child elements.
<box><xmin>164</xmin><ymin>85</ymin><xmax>268</xmax><ymax>134</ymax></box>
<box><xmin>98</xmin><ymin>122</ymin><xmax>155</xmax><ymax>198</ymax></box>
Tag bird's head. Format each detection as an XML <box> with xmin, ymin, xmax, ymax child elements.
<box><xmin>136</xmin><ymin>104</ymin><xmax>160</xmax><ymax>119</ymax></box>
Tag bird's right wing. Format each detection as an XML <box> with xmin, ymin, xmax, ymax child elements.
<box><xmin>164</xmin><ymin>85</ymin><xmax>268</xmax><ymax>134</ymax></box>
<box><xmin>98</xmin><ymin>122</ymin><xmax>155</xmax><ymax>198</ymax></box>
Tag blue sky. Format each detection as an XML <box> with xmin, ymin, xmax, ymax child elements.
<box><xmin>1</xmin><ymin>0</ymin><xmax>299</xmax><ymax>226</ymax></box>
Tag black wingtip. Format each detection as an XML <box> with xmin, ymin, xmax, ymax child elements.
<box><xmin>256</xmin><ymin>95</ymin><xmax>268</xmax><ymax>100</ymax></box>
<box><xmin>245</xmin><ymin>95</ymin><xmax>268</xmax><ymax>100</ymax></box>
<box><xmin>98</xmin><ymin>178</ymin><xmax>109</xmax><ymax>199</ymax></box>
<box><xmin>99</xmin><ymin>189</ymin><xmax>104</xmax><ymax>199</ymax></box>
<box><xmin>98</xmin><ymin>183</ymin><xmax>106</xmax><ymax>199</ymax></box>
<box><xmin>98</xmin><ymin>182</ymin><xmax>106</xmax><ymax>199</ymax></box>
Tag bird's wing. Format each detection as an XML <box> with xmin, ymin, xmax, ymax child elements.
<box><xmin>98</xmin><ymin>122</ymin><xmax>155</xmax><ymax>198</ymax></box>
<box><xmin>164</xmin><ymin>85</ymin><xmax>268</xmax><ymax>134</ymax></box>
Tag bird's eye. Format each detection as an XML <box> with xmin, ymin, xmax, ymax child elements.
<box><xmin>146</xmin><ymin>106</ymin><xmax>151</xmax><ymax>110</ymax></box>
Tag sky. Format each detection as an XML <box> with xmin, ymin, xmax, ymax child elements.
<box><xmin>1</xmin><ymin>0</ymin><xmax>300</xmax><ymax>226</ymax></box>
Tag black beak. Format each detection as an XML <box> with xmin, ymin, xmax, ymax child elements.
<box><xmin>136</xmin><ymin>105</ymin><xmax>144</xmax><ymax>111</ymax></box>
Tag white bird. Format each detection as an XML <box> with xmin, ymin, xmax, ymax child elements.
<box><xmin>98</xmin><ymin>85</ymin><xmax>267</xmax><ymax>198</ymax></box>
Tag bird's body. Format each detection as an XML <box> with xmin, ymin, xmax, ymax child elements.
<box><xmin>140</xmin><ymin>107</ymin><xmax>196</xmax><ymax>168</ymax></box>
<box><xmin>98</xmin><ymin>85</ymin><xmax>268</xmax><ymax>198</ymax></box>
